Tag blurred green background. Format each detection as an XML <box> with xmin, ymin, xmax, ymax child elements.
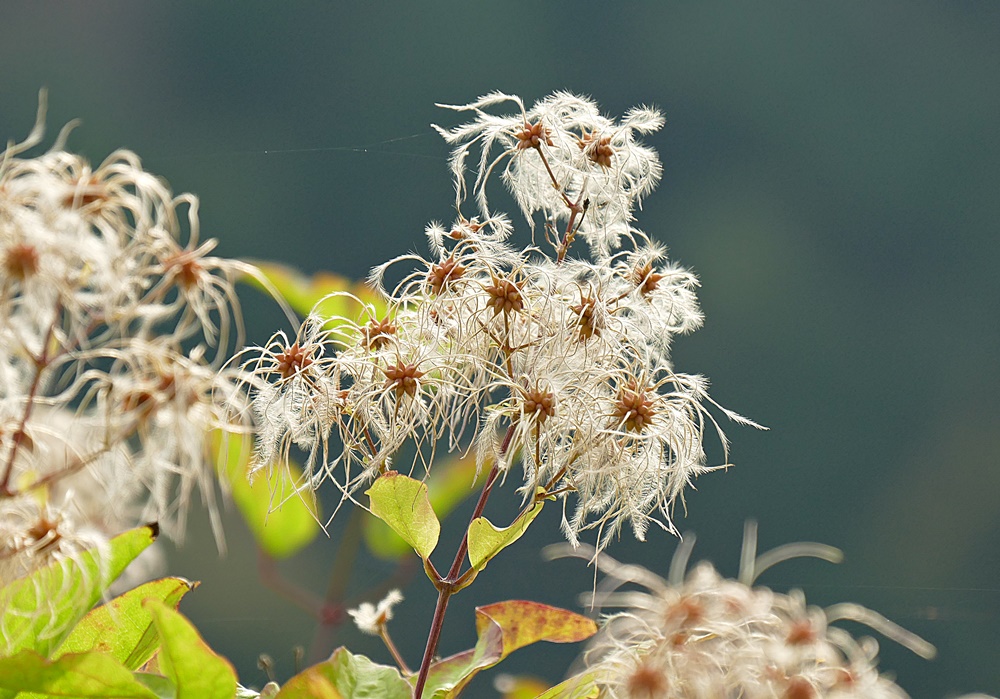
<box><xmin>2</xmin><ymin>3</ymin><xmax>998</xmax><ymax>696</ymax></box>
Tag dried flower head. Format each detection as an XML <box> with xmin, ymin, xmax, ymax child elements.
<box><xmin>348</xmin><ymin>589</ymin><xmax>404</xmax><ymax>635</ymax></box>
<box><xmin>0</xmin><ymin>92</ymin><xmax>263</xmax><ymax>578</ymax></box>
<box><xmin>244</xmin><ymin>91</ymin><xmax>759</xmax><ymax>550</ymax></box>
<box><xmin>550</xmin><ymin>524</ymin><xmax>937</xmax><ymax>699</ymax></box>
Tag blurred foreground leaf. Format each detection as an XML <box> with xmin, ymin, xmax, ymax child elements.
<box><xmin>275</xmin><ymin>647</ymin><xmax>411</xmax><ymax>699</ymax></box>
<box><xmin>420</xmin><ymin>601</ymin><xmax>597</xmax><ymax>698</ymax></box>
<box><xmin>0</xmin><ymin>524</ymin><xmax>158</xmax><ymax>658</ymax></box>
<box><xmin>146</xmin><ymin>599</ymin><xmax>236</xmax><ymax>699</ymax></box>
<box><xmin>57</xmin><ymin>577</ymin><xmax>196</xmax><ymax>670</ymax></box>
<box><xmin>0</xmin><ymin>650</ymin><xmax>159</xmax><ymax>698</ymax></box>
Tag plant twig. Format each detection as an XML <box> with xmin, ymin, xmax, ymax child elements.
<box><xmin>412</xmin><ymin>424</ymin><xmax>514</xmax><ymax>697</ymax></box>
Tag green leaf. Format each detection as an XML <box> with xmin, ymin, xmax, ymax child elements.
<box><xmin>420</xmin><ymin>601</ymin><xmax>597</xmax><ymax>698</ymax></box>
<box><xmin>216</xmin><ymin>431</ymin><xmax>320</xmax><ymax>559</ymax></box>
<box><xmin>248</xmin><ymin>263</ymin><xmax>386</xmax><ymax>322</ymax></box>
<box><xmin>0</xmin><ymin>649</ymin><xmax>159</xmax><ymax>698</ymax></box>
<box><xmin>364</xmin><ymin>451</ymin><xmax>484</xmax><ymax>560</ymax></box>
<box><xmin>529</xmin><ymin>671</ymin><xmax>601</xmax><ymax>699</ymax></box>
<box><xmin>275</xmin><ymin>647</ymin><xmax>411</xmax><ymax>699</ymax></box>
<box><xmin>365</xmin><ymin>472</ymin><xmax>440</xmax><ymax>560</ymax></box>
<box><xmin>0</xmin><ymin>524</ymin><xmax>158</xmax><ymax>658</ymax></box>
<box><xmin>57</xmin><ymin>577</ymin><xmax>196</xmax><ymax>670</ymax></box>
<box><xmin>145</xmin><ymin>599</ymin><xmax>237</xmax><ymax>699</ymax></box>
<box><xmin>467</xmin><ymin>496</ymin><xmax>544</xmax><ymax>571</ymax></box>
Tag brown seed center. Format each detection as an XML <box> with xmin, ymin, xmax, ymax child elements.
<box><xmin>3</xmin><ymin>244</ymin><xmax>40</xmax><ymax>280</ymax></box>
<box><xmin>632</xmin><ymin>262</ymin><xmax>664</xmax><ymax>296</ymax></box>
<box><xmin>570</xmin><ymin>292</ymin><xmax>601</xmax><ymax>340</ymax></box>
<box><xmin>276</xmin><ymin>342</ymin><xmax>313</xmax><ymax>379</ymax></box>
<box><xmin>613</xmin><ymin>382</ymin><xmax>657</xmax><ymax>432</ymax></box>
<box><xmin>516</xmin><ymin>121</ymin><xmax>553</xmax><ymax>150</ymax></box>
<box><xmin>427</xmin><ymin>256</ymin><xmax>466</xmax><ymax>295</ymax></box>
<box><xmin>484</xmin><ymin>276</ymin><xmax>524</xmax><ymax>316</ymax></box>
<box><xmin>362</xmin><ymin>317</ymin><xmax>397</xmax><ymax>351</ymax></box>
<box><xmin>383</xmin><ymin>362</ymin><xmax>425</xmax><ymax>398</ymax></box>
<box><xmin>578</xmin><ymin>130</ymin><xmax>615</xmax><ymax>169</ymax></box>
<box><xmin>522</xmin><ymin>385</ymin><xmax>556</xmax><ymax>423</ymax></box>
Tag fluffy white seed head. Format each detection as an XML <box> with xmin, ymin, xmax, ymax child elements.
<box><xmin>244</xmin><ymin>92</ymin><xmax>760</xmax><ymax>550</ymax></box>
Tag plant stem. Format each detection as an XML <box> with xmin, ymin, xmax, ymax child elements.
<box><xmin>257</xmin><ymin>548</ymin><xmax>325</xmax><ymax>618</ymax></box>
<box><xmin>0</xmin><ymin>315</ymin><xmax>57</xmax><ymax>496</ymax></box>
<box><xmin>412</xmin><ymin>425</ymin><xmax>514</xmax><ymax>697</ymax></box>
<box><xmin>412</xmin><ymin>582</ymin><xmax>452</xmax><ymax>698</ymax></box>
<box><xmin>379</xmin><ymin>624</ymin><xmax>412</xmax><ymax>675</ymax></box>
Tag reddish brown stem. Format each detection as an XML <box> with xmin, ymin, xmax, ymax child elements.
<box><xmin>0</xmin><ymin>317</ymin><xmax>57</xmax><ymax>496</ymax></box>
<box><xmin>412</xmin><ymin>425</ymin><xmax>514</xmax><ymax>697</ymax></box>
<box><xmin>257</xmin><ymin>548</ymin><xmax>326</xmax><ymax>619</ymax></box>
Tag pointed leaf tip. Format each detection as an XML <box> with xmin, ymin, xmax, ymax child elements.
<box><xmin>366</xmin><ymin>472</ymin><xmax>440</xmax><ymax>560</ymax></box>
<box><xmin>467</xmin><ymin>496</ymin><xmax>544</xmax><ymax>571</ymax></box>
<box><xmin>146</xmin><ymin>599</ymin><xmax>237</xmax><ymax>699</ymax></box>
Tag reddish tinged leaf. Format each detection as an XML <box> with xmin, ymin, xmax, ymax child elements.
<box><xmin>419</xmin><ymin>601</ymin><xmax>597</xmax><ymax>698</ymax></box>
<box><xmin>475</xmin><ymin>601</ymin><xmax>597</xmax><ymax>657</ymax></box>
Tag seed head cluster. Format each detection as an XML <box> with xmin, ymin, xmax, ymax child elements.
<box><xmin>0</xmin><ymin>95</ymin><xmax>256</xmax><ymax>600</ymax></box>
<box><xmin>562</xmin><ymin>528</ymin><xmax>938</xmax><ymax>699</ymax></box>
<box><xmin>246</xmin><ymin>92</ymin><xmax>760</xmax><ymax>548</ymax></box>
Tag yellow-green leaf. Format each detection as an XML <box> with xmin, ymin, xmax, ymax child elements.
<box><xmin>275</xmin><ymin>647</ymin><xmax>411</xmax><ymax>699</ymax></box>
<box><xmin>0</xmin><ymin>649</ymin><xmax>159</xmax><ymax>698</ymax></box>
<box><xmin>145</xmin><ymin>599</ymin><xmax>237</xmax><ymax>699</ymax></box>
<box><xmin>365</xmin><ymin>472</ymin><xmax>440</xmax><ymax>560</ymax></box>
<box><xmin>57</xmin><ymin>577</ymin><xmax>196</xmax><ymax>670</ymax></box>
<box><xmin>467</xmin><ymin>497</ymin><xmax>544</xmax><ymax>572</ymax></box>
<box><xmin>248</xmin><ymin>263</ymin><xmax>386</xmax><ymax>322</ymax></box>
<box><xmin>0</xmin><ymin>524</ymin><xmax>158</xmax><ymax>658</ymax></box>
<box><xmin>495</xmin><ymin>674</ymin><xmax>551</xmax><ymax>699</ymax></box>
<box><xmin>530</xmin><ymin>671</ymin><xmax>601</xmax><ymax>699</ymax></box>
<box><xmin>364</xmin><ymin>451</ymin><xmax>484</xmax><ymax>560</ymax></box>
<box><xmin>216</xmin><ymin>431</ymin><xmax>320</xmax><ymax>559</ymax></box>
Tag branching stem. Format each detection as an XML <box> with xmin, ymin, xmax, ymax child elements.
<box><xmin>412</xmin><ymin>424</ymin><xmax>514</xmax><ymax>697</ymax></box>
<box><xmin>0</xmin><ymin>311</ymin><xmax>58</xmax><ymax>496</ymax></box>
